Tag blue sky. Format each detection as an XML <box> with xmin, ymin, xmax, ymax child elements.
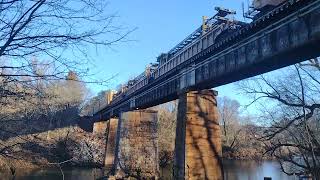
<box><xmin>87</xmin><ymin>0</ymin><xmax>256</xmax><ymax>112</ymax></box>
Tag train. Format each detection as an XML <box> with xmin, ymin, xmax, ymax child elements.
<box><xmin>91</xmin><ymin>1</ymin><xmax>289</xmax><ymax>115</ymax></box>
<box><xmin>253</xmin><ymin>0</ymin><xmax>286</xmax><ymax>11</ymax></box>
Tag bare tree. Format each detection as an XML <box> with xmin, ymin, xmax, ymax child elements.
<box><xmin>238</xmin><ymin>59</ymin><xmax>320</xmax><ymax>179</ymax></box>
<box><xmin>151</xmin><ymin>101</ymin><xmax>177</xmax><ymax>170</ymax></box>
<box><xmin>158</xmin><ymin>102</ymin><xmax>177</xmax><ymax>146</ymax></box>
<box><xmin>0</xmin><ymin>0</ymin><xmax>132</xmax><ymax>99</ymax></box>
<box><xmin>0</xmin><ymin>0</ymin><xmax>132</xmax><ymax>171</ymax></box>
<box><xmin>0</xmin><ymin>63</ymin><xmax>89</xmax><ymax>169</ymax></box>
<box><xmin>218</xmin><ymin>96</ymin><xmax>241</xmax><ymax>150</ymax></box>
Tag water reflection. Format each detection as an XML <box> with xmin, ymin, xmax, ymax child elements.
<box><xmin>223</xmin><ymin>160</ymin><xmax>293</xmax><ymax>180</ymax></box>
<box><xmin>0</xmin><ymin>160</ymin><xmax>294</xmax><ymax>180</ymax></box>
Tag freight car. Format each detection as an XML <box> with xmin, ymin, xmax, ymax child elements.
<box><xmin>108</xmin><ymin>6</ymin><xmax>243</xmax><ymax>110</ymax></box>
<box><xmin>94</xmin><ymin>1</ymin><xmax>289</xmax><ymax>113</ymax></box>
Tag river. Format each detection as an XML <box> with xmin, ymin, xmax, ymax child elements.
<box><xmin>223</xmin><ymin>160</ymin><xmax>293</xmax><ymax>180</ymax></box>
<box><xmin>0</xmin><ymin>160</ymin><xmax>295</xmax><ymax>180</ymax></box>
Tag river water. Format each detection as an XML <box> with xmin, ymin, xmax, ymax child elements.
<box><xmin>223</xmin><ymin>160</ymin><xmax>293</xmax><ymax>180</ymax></box>
<box><xmin>0</xmin><ymin>160</ymin><xmax>295</xmax><ymax>180</ymax></box>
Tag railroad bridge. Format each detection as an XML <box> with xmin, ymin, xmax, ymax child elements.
<box><xmin>87</xmin><ymin>0</ymin><xmax>320</xmax><ymax>179</ymax></box>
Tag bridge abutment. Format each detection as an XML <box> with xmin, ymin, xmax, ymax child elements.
<box><xmin>115</xmin><ymin>110</ymin><xmax>159</xmax><ymax>178</ymax></box>
<box><xmin>174</xmin><ymin>89</ymin><xmax>223</xmax><ymax>180</ymax></box>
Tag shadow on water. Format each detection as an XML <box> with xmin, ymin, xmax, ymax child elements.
<box><xmin>0</xmin><ymin>167</ymin><xmax>104</xmax><ymax>180</ymax></box>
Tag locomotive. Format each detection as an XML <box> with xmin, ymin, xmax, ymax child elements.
<box><xmin>94</xmin><ymin>1</ymin><xmax>289</xmax><ymax>114</ymax></box>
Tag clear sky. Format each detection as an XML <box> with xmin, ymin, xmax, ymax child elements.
<box><xmin>87</xmin><ymin>0</ymin><xmax>256</xmax><ymax>112</ymax></box>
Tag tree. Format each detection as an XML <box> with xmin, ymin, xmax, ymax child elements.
<box><xmin>0</xmin><ymin>0</ymin><xmax>132</xmax><ymax>101</ymax></box>
<box><xmin>0</xmin><ymin>0</ymin><xmax>129</xmax><ymax>145</ymax></box>
<box><xmin>0</xmin><ymin>0</ymin><xmax>131</xmax><ymax>169</ymax></box>
<box><xmin>218</xmin><ymin>96</ymin><xmax>241</xmax><ymax>150</ymax></box>
<box><xmin>0</xmin><ymin>61</ymin><xmax>89</xmax><ymax>165</ymax></box>
<box><xmin>238</xmin><ymin>59</ymin><xmax>320</xmax><ymax>178</ymax></box>
<box><xmin>157</xmin><ymin>101</ymin><xmax>177</xmax><ymax>151</ymax></box>
<box><xmin>152</xmin><ymin>101</ymin><xmax>177</xmax><ymax>168</ymax></box>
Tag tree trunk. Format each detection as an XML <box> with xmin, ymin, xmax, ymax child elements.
<box><xmin>312</xmin><ymin>168</ymin><xmax>320</xmax><ymax>180</ymax></box>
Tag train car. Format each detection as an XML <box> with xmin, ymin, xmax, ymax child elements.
<box><xmin>253</xmin><ymin>0</ymin><xmax>286</xmax><ymax>10</ymax></box>
<box><xmin>108</xmin><ymin>7</ymin><xmax>243</xmax><ymax>107</ymax></box>
<box><xmin>146</xmin><ymin>63</ymin><xmax>158</xmax><ymax>81</ymax></box>
<box><xmin>124</xmin><ymin>62</ymin><xmax>158</xmax><ymax>97</ymax></box>
<box><xmin>157</xmin><ymin>7</ymin><xmax>243</xmax><ymax>83</ymax></box>
<box><xmin>94</xmin><ymin>4</ymin><xmax>284</xmax><ymax>114</ymax></box>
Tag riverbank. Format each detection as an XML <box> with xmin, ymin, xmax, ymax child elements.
<box><xmin>0</xmin><ymin>132</ymin><xmax>270</xmax><ymax>171</ymax></box>
<box><xmin>0</xmin><ymin>124</ymin><xmax>107</xmax><ymax>171</ymax></box>
<box><xmin>222</xmin><ymin>150</ymin><xmax>273</xmax><ymax>160</ymax></box>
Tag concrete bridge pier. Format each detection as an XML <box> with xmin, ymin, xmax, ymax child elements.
<box><xmin>114</xmin><ymin>110</ymin><xmax>159</xmax><ymax>178</ymax></box>
<box><xmin>174</xmin><ymin>90</ymin><xmax>223</xmax><ymax>180</ymax></box>
<box><xmin>104</xmin><ymin>118</ymin><xmax>119</xmax><ymax>170</ymax></box>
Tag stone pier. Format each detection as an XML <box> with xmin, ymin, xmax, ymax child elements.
<box><xmin>93</xmin><ymin>121</ymin><xmax>108</xmax><ymax>136</ymax></box>
<box><xmin>115</xmin><ymin>110</ymin><xmax>159</xmax><ymax>178</ymax></box>
<box><xmin>174</xmin><ymin>90</ymin><xmax>222</xmax><ymax>180</ymax></box>
<box><xmin>104</xmin><ymin>118</ymin><xmax>119</xmax><ymax>169</ymax></box>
